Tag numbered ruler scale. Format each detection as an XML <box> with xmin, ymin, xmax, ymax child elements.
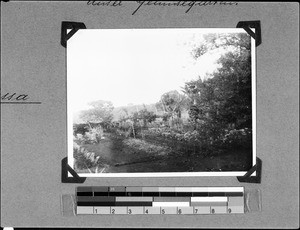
<box><xmin>76</xmin><ymin>186</ymin><xmax>244</xmax><ymax>215</ymax></box>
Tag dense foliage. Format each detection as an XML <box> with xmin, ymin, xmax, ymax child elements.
<box><xmin>183</xmin><ymin>32</ymin><xmax>252</xmax><ymax>149</ymax></box>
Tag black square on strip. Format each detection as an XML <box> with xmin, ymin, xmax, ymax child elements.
<box><xmin>77</xmin><ymin>201</ymin><xmax>115</xmax><ymax>206</ymax></box>
<box><xmin>94</xmin><ymin>192</ymin><xmax>109</xmax><ymax>196</ymax></box>
<box><xmin>176</xmin><ymin>192</ymin><xmax>193</xmax><ymax>197</ymax></box>
<box><xmin>142</xmin><ymin>192</ymin><xmax>159</xmax><ymax>197</ymax></box>
<box><xmin>225</xmin><ymin>192</ymin><xmax>243</xmax><ymax>197</ymax></box>
<box><xmin>114</xmin><ymin>202</ymin><xmax>152</xmax><ymax>206</ymax></box>
<box><xmin>192</xmin><ymin>192</ymin><xmax>209</xmax><ymax>196</ymax></box>
<box><xmin>109</xmin><ymin>191</ymin><xmax>126</xmax><ymax>196</ymax></box>
<box><xmin>209</xmin><ymin>192</ymin><xmax>226</xmax><ymax>196</ymax></box>
<box><xmin>160</xmin><ymin>192</ymin><xmax>176</xmax><ymax>197</ymax></box>
<box><xmin>77</xmin><ymin>192</ymin><xmax>93</xmax><ymax>196</ymax></box>
<box><xmin>126</xmin><ymin>191</ymin><xmax>143</xmax><ymax>196</ymax></box>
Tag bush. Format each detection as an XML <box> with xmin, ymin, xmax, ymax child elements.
<box><xmin>73</xmin><ymin>141</ymin><xmax>100</xmax><ymax>170</ymax></box>
<box><xmin>73</xmin><ymin>124</ymin><xmax>89</xmax><ymax>136</ymax></box>
<box><xmin>222</xmin><ymin>128</ymin><xmax>252</xmax><ymax>148</ymax></box>
<box><xmin>74</xmin><ymin>126</ymin><xmax>104</xmax><ymax>144</ymax></box>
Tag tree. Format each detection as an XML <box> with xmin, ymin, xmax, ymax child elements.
<box><xmin>184</xmin><ymin>32</ymin><xmax>252</xmax><ymax>145</ymax></box>
<box><xmin>80</xmin><ymin>100</ymin><xmax>114</xmax><ymax>127</ymax></box>
<box><xmin>133</xmin><ymin>108</ymin><xmax>157</xmax><ymax>127</ymax></box>
<box><xmin>191</xmin><ymin>32</ymin><xmax>251</xmax><ymax>60</ymax></box>
<box><xmin>160</xmin><ymin>90</ymin><xmax>189</xmax><ymax>119</ymax></box>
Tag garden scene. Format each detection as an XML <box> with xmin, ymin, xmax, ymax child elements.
<box><xmin>69</xmin><ymin>30</ymin><xmax>253</xmax><ymax>174</ymax></box>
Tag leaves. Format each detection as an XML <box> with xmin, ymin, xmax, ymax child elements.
<box><xmin>192</xmin><ymin>33</ymin><xmax>251</xmax><ymax>59</ymax></box>
<box><xmin>160</xmin><ymin>90</ymin><xmax>189</xmax><ymax>119</ymax></box>
<box><xmin>185</xmin><ymin>32</ymin><xmax>252</xmax><ymax>147</ymax></box>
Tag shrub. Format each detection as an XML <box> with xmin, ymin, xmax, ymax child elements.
<box><xmin>222</xmin><ymin>128</ymin><xmax>252</xmax><ymax>148</ymax></box>
<box><xmin>73</xmin><ymin>123</ymin><xmax>89</xmax><ymax>136</ymax></box>
<box><xmin>74</xmin><ymin>126</ymin><xmax>104</xmax><ymax>144</ymax></box>
<box><xmin>73</xmin><ymin>141</ymin><xmax>100</xmax><ymax>170</ymax></box>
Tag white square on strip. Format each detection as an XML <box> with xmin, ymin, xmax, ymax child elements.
<box><xmin>206</xmin><ymin>187</ymin><xmax>244</xmax><ymax>192</ymax></box>
<box><xmin>175</xmin><ymin>187</ymin><xmax>193</xmax><ymax>192</ymax></box>
<box><xmin>227</xmin><ymin>205</ymin><xmax>244</xmax><ymax>214</ymax></box>
<box><xmin>191</xmin><ymin>197</ymin><xmax>228</xmax><ymax>202</ymax></box>
<box><xmin>161</xmin><ymin>207</ymin><xmax>177</xmax><ymax>214</ymax></box>
<box><xmin>153</xmin><ymin>202</ymin><xmax>190</xmax><ymax>207</ymax></box>
<box><xmin>178</xmin><ymin>207</ymin><xmax>194</xmax><ymax>215</ymax></box>
<box><xmin>94</xmin><ymin>206</ymin><xmax>110</xmax><ymax>214</ymax></box>
<box><xmin>159</xmin><ymin>187</ymin><xmax>175</xmax><ymax>192</ymax></box>
<box><xmin>127</xmin><ymin>206</ymin><xmax>144</xmax><ymax>215</ymax></box>
<box><xmin>191</xmin><ymin>187</ymin><xmax>210</xmax><ymax>192</ymax></box>
<box><xmin>194</xmin><ymin>206</ymin><xmax>210</xmax><ymax>214</ymax></box>
<box><xmin>211</xmin><ymin>206</ymin><xmax>227</xmax><ymax>214</ymax></box>
<box><xmin>144</xmin><ymin>207</ymin><xmax>161</xmax><ymax>214</ymax></box>
<box><xmin>111</xmin><ymin>207</ymin><xmax>127</xmax><ymax>214</ymax></box>
<box><xmin>76</xmin><ymin>206</ymin><xmax>94</xmax><ymax>214</ymax></box>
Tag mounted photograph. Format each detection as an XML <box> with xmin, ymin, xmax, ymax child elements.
<box><xmin>67</xmin><ymin>28</ymin><xmax>256</xmax><ymax>177</ymax></box>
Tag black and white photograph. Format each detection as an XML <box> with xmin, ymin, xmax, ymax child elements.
<box><xmin>67</xmin><ymin>28</ymin><xmax>256</xmax><ymax>177</ymax></box>
<box><xmin>2</xmin><ymin>2</ymin><xmax>299</xmax><ymax>228</ymax></box>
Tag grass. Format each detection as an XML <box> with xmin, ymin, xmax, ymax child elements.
<box><xmin>73</xmin><ymin>132</ymin><xmax>252</xmax><ymax>173</ymax></box>
<box><xmin>122</xmin><ymin>138</ymin><xmax>171</xmax><ymax>156</ymax></box>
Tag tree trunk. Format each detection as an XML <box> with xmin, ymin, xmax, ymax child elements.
<box><xmin>131</xmin><ymin>122</ymin><xmax>136</xmax><ymax>139</ymax></box>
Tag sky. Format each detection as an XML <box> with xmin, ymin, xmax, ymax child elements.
<box><xmin>67</xmin><ymin>28</ymin><xmax>246</xmax><ymax>113</ymax></box>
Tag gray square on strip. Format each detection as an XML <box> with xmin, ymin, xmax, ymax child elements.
<box><xmin>126</xmin><ymin>187</ymin><xmax>142</xmax><ymax>192</ymax></box>
<box><xmin>116</xmin><ymin>196</ymin><xmax>153</xmax><ymax>202</ymax></box>
<box><xmin>110</xmin><ymin>186</ymin><xmax>125</xmax><ymax>192</ymax></box>
<box><xmin>142</xmin><ymin>187</ymin><xmax>159</xmax><ymax>192</ymax></box>
<box><xmin>154</xmin><ymin>197</ymin><xmax>190</xmax><ymax>202</ymax></box>
<box><xmin>76</xmin><ymin>187</ymin><xmax>93</xmax><ymax>192</ymax></box>
<box><xmin>93</xmin><ymin>186</ymin><xmax>109</xmax><ymax>192</ymax></box>
<box><xmin>228</xmin><ymin>197</ymin><xmax>244</xmax><ymax>206</ymax></box>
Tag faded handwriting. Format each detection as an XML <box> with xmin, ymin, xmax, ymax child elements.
<box><xmin>1</xmin><ymin>92</ymin><xmax>29</xmax><ymax>101</ymax></box>
<box><xmin>87</xmin><ymin>1</ymin><xmax>122</xmax><ymax>7</ymax></box>
<box><xmin>86</xmin><ymin>1</ymin><xmax>238</xmax><ymax>15</ymax></box>
<box><xmin>0</xmin><ymin>92</ymin><xmax>41</xmax><ymax>104</ymax></box>
<box><xmin>132</xmin><ymin>1</ymin><xmax>238</xmax><ymax>15</ymax></box>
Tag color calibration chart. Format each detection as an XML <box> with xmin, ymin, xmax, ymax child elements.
<box><xmin>76</xmin><ymin>186</ymin><xmax>244</xmax><ymax>215</ymax></box>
